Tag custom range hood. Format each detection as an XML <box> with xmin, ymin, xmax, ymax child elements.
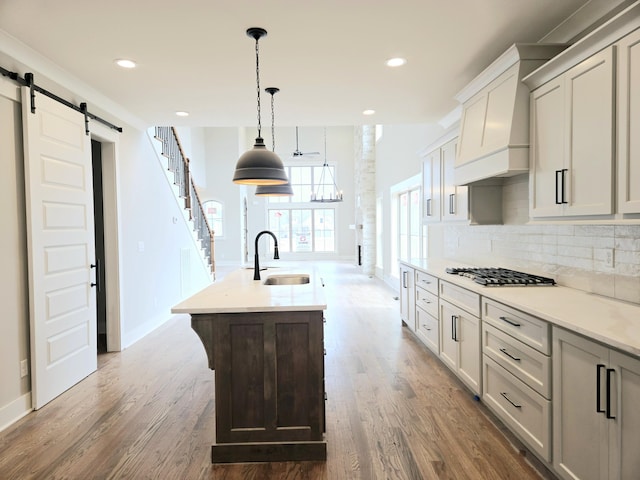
<box><xmin>454</xmin><ymin>43</ymin><xmax>567</xmax><ymax>185</ymax></box>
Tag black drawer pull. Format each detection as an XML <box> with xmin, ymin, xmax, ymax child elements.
<box><xmin>596</xmin><ymin>364</ymin><xmax>605</xmax><ymax>413</ymax></box>
<box><xmin>451</xmin><ymin>315</ymin><xmax>458</xmax><ymax>341</ymax></box>
<box><xmin>499</xmin><ymin>316</ymin><xmax>521</xmax><ymax>327</ymax></box>
<box><xmin>422</xmin><ymin>324</ymin><xmax>431</xmax><ymax>331</ymax></box>
<box><xmin>499</xmin><ymin>348</ymin><xmax>521</xmax><ymax>362</ymax></box>
<box><xmin>606</xmin><ymin>368</ymin><xmax>616</xmax><ymax>419</ymax></box>
<box><xmin>500</xmin><ymin>392</ymin><xmax>522</xmax><ymax>409</ymax></box>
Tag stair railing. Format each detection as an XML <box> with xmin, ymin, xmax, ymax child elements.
<box><xmin>154</xmin><ymin>126</ymin><xmax>215</xmax><ymax>275</ymax></box>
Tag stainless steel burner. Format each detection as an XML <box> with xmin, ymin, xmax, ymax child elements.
<box><xmin>445</xmin><ymin>267</ymin><xmax>556</xmax><ymax>286</ymax></box>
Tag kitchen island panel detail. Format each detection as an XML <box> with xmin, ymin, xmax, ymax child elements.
<box><xmin>191</xmin><ymin>310</ymin><xmax>326</xmax><ymax>463</ymax></box>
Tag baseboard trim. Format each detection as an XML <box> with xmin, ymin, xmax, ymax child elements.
<box><xmin>0</xmin><ymin>392</ymin><xmax>32</xmax><ymax>432</ymax></box>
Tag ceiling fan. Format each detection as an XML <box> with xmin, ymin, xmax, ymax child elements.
<box><xmin>291</xmin><ymin>126</ymin><xmax>320</xmax><ymax>158</ymax></box>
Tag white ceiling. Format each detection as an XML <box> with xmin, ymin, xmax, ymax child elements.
<box><xmin>0</xmin><ymin>0</ymin><xmax>592</xmax><ymax>128</ymax></box>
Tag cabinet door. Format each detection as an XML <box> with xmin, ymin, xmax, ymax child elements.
<box><xmin>617</xmin><ymin>29</ymin><xmax>640</xmax><ymax>213</ymax></box>
<box><xmin>213</xmin><ymin>311</ymin><xmax>325</xmax><ymax>444</ymax></box>
<box><xmin>457</xmin><ymin>309</ymin><xmax>481</xmax><ymax>395</ymax></box>
<box><xmin>441</xmin><ymin>139</ymin><xmax>469</xmax><ymax>222</ymax></box>
<box><xmin>439</xmin><ymin>301</ymin><xmax>458</xmax><ymax>372</ymax></box>
<box><xmin>530</xmin><ymin>77</ymin><xmax>565</xmax><ymax>217</ymax></box>
<box><xmin>553</xmin><ymin>327</ymin><xmax>609</xmax><ymax>480</ymax></box>
<box><xmin>609</xmin><ymin>350</ymin><xmax>640</xmax><ymax>480</ymax></box>
<box><xmin>399</xmin><ymin>264</ymin><xmax>415</xmax><ymax>331</ymax></box>
<box><xmin>422</xmin><ymin>149</ymin><xmax>442</xmax><ymax>223</ymax></box>
<box><xmin>564</xmin><ymin>47</ymin><xmax>615</xmax><ymax>216</ymax></box>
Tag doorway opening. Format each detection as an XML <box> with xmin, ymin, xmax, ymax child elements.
<box><xmin>90</xmin><ymin>123</ymin><xmax>123</xmax><ymax>354</ymax></box>
<box><xmin>91</xmin><ymin>140</ymin><xmax>108</xmax><ymax>353</ymax></box>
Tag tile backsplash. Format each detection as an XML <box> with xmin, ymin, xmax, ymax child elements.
<box><xmin>431</xmin><ymin>176</ymin><xmax>640</xmax><ymax>305</ymax></box>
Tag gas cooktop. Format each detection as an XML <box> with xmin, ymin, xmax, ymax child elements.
<box><xmin>446</xmin><ymin>267</ymin><xmax>556</xmax><ymax>286</ymax></box>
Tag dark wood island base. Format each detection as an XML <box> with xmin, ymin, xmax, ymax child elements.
<box><xmin>191</xmin><ymin>310</ymin><xmax>326</xmax><ymax>464</ymax></box>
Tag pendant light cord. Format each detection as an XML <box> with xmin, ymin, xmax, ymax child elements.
<box><xmin>255</xmin><ymin>37</ymin><xmax>262</xmax><ymax>138</ymax></box>
<box><xmin>270</xmin><ymin>92</ymin><xmax>275</xmax><ymax>152</ymax></box>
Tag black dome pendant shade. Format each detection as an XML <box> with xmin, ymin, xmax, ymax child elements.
<box><xmin>256</xmin><ymin>87</ymin><xmax>294</xmax><ymax>196</ymax></box>
<box><xmin>233</xmin><ymin>28</ymin><xmax>288</xmax><ymax>186</ymax></box>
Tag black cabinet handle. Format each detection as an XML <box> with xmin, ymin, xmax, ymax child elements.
<box><xmin>451</xmin><ymin>315</ymin><xmax>458</xmax><ymax>341</ymax></box>
<box><xmin>449</xmin><ymin>193</ymin><xmax>455</xmax><ymax>215</ymax></box>
<box><xmin>555</xmin><ymin>170</ymin><xmax>562</xmax><ymax>204</ymax></box>
<box><xmin>561</xmin><ymin>169</ymin><xmax>568</xmax><ymax>204</ymax></box>
<box><xmin>402</xmin><ymin>271</ymin><xmax>408</xmax><ymax>289</ymax></box>
<box><xmin>499</xmin><ymin>348</ymin><xmax>521</xmax><ymax>362</ymax></box>
<box><xmin>500</xmin><ymin>392</ymin><xmax>522</xmax><ymax>409</ymax></box>
<box><xmin>499</xmin><ymin>316</ymin><xmax>521</xmax><ymax>327</ymax></box>
<box><xmin>422</xmin><ymin>324</ymin><xmax>431</xmax><ymax>331</ymax></box>
<box><xmin>606</xmin><ymin>368</ymin><xmax>616</xmax><ymax>419</ymax></box>
<box><xmin>596</xmin><ymin>364</ymin><xmax>605</xmax><ymax>413</ymax></box>
<box><xmin>426</xmin><ymin>198</ymin><xmax>432</xmax><ymax>216</ymax></box>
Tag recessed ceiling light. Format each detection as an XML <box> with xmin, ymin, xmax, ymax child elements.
<box><xmin>175</xmin><ymin>111</ymin><xmax>189</xmax><ymax>117</ymax></box>
<box><xmin>386</xmin><ymin>57</ymin><xmax>407</xmax><ymax>67</ymax></box>
<box><xmin>115</xmin><ymin>59</ymin><xmax>136</xmax><ymax>69</ymax></box>
<box><xmin>363</xmin><ymin>109</ymin><xmax>376</xmax><ymax>116</ymax></box>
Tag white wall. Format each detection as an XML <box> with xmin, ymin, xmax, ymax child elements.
<box><xmin>0</xmin><ymin>80</ymin><xmax>30</xmax><ymax>429</ymax></box>
<box><xmin>0</xmin><ymin>75</ymin><xmax>212</xmax><ymax>430</ymax></box>
<box><xmin>375</xmin><ymin>124</ymin><xmax>447</xmax><ymax>283</ymax></box>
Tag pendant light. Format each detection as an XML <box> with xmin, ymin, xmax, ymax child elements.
<box><xmin>233</xmin><ymin>28</ymin><xmax>288</xmax><ymax>186</ymax></box>
<box><xmin>310</xmin><ymin>128</ymin><xmax>343</xmax><ymax>203</ymax></box>
<box><xmin>256</xmin><ymin>87</ymin><xmax>294</xmax><ymax>196</ymax></box>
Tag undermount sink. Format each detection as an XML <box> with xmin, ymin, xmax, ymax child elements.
<box><xmin>263</xmin><ymin>274</ymin><xmax>310</xmax><ymax>285</ymax></box>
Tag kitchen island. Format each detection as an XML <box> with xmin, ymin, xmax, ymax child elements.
<box><xmin>172</xmin><ymin>266</ymin><xmax>327</xmax><ymax>463</ymax></box>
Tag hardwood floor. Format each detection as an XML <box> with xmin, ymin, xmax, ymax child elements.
<box><xmin>0</xmin><ymin>261</ymin><xmax>556</xmax><ymax>479</ymax></box>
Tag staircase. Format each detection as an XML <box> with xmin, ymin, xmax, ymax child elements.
<box><xmin>153</xmin><ymin>126</ymin><xmax>215</xmax><ymax>278</ymax></box>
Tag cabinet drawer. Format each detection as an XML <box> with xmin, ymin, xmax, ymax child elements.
<box><xmin>483</xmin><ymin>355</ymin><xmax>551</xmax><ymax>462</ymax></box>
<box><xmin>482</xmin><ymin>299</ymin><xmax>550</xmax><ymax>354</ymax></box>
<box><xmin>440</xmin><ymin>281</ymin><xmax>480</xmax><ymax>317</ymax></box>
<box><xmin>416</xmin><ymin>307</ymin><xmax>439</xmax><ymax>355</ymax></box>
<box><xmin>415</xmin><ymin>270</ymin><xmax>438</xmax><ymax>295</ymax></box>
<box><xmin>415</xmin><ymin>287</ymin><xmax>438</xmax><ymax>318</ymax></box>
<box><xmin>483</xmin><ymin>323</ymin><xmax>551</xmax><ymax>399</ymax></box>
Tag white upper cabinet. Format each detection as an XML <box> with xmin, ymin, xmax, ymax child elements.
<box><xmin>441</xmin><ymin>139</ymin><xmax>469</xmax><ymax>222</ymax></box>
<box><xmin>524</xmin><ymin>3</ymin><xmax>640</xmax><ymax>221</ymax></box>
<box><xmin>617</xmin><ymin>28</ymin><xmax>640</xmax><ymax>214</ymax></box>
<box><xmin>422</xmin><ymin>148</ymin><xmax>441</xmax><ymax>223</ymax></box>
<box><xmin>421</xmin><ymin>135</ymin><xmax>502</xmax><ymax>225</ymax></box>
<box><xmin>529</xmin><ymin>47</ymin><xmax>615</xmax><ymax>218</ymax></box>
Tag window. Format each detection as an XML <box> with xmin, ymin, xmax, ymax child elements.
<box><xmin>202</xmin><ymin>200</ymin><xmax>224</xmax><ymax>237</ymax></box>
<box><xmin>266</xmin><ymin>165</ymin><xmax>337</xmax><ymax>254</ymax></box>
<box><xmin>390</xmin><ymin>174</ymin><xmax>422</xmax><ymax>276</ymax></box>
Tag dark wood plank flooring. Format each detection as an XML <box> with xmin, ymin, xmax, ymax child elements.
<box><xmin>0</xmin><ymin>261</ymin><xmax>556</xmax><ymax>479</ymax></box>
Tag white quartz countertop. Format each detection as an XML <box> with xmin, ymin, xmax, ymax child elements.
<box><xmin>400</xmin><ymin>258</ymin><xmax>640</xmax><ymax>358</ymax></box>
<box><xmin>171</xmin><ymin>265</ymin><xmax>327</xmax><ymax>314</ymax></box>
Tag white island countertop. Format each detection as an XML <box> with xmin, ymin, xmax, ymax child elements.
<box><xmin>401</xmin><ymin>258</ymin><xmax>640</xmax><ymax>359</ymax></box>
<box><xmin>171</xmin><ymin>266</ymin><xmax>327</xmax><ymax>314</ymax></box>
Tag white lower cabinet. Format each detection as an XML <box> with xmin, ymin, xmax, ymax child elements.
<box><xmin>440</xmin><ymin>294</ymin><xmax>481</xmax><ymax>395</ymax></box>
<box><xmin>415</xmin><ymin>278</ymin><xmax>439</xmax><ymax>355</ymax></box>
<box><xmin>481</xmin><ymin>299</ymin><xmax>552</xmax><ymax>461</ymax></box>
<box><xmin>399</xmin><ymin>263</ymin><xmax>415</xmax><ymax>332</ymax></box>
<box><xmin>483</xmin><ymin>355</ymin><xmax>551</xmax><ymax>460</ymax></box>
<box><xmin>553</xmin><ymin>327</ymin><xmax>640</xmax><ymax>480</ymax></box>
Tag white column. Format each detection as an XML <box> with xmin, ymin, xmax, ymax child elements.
<box><xmin>354</xmin><ymin>126</ymin><xmax>376</xmax><ymax>276</ymax></box>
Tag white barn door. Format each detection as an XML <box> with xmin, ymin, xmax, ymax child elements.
<box><xmin>22</xmin><ymin>88</ymin><xmax>98</xmax><ymax>409</ymax></box>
